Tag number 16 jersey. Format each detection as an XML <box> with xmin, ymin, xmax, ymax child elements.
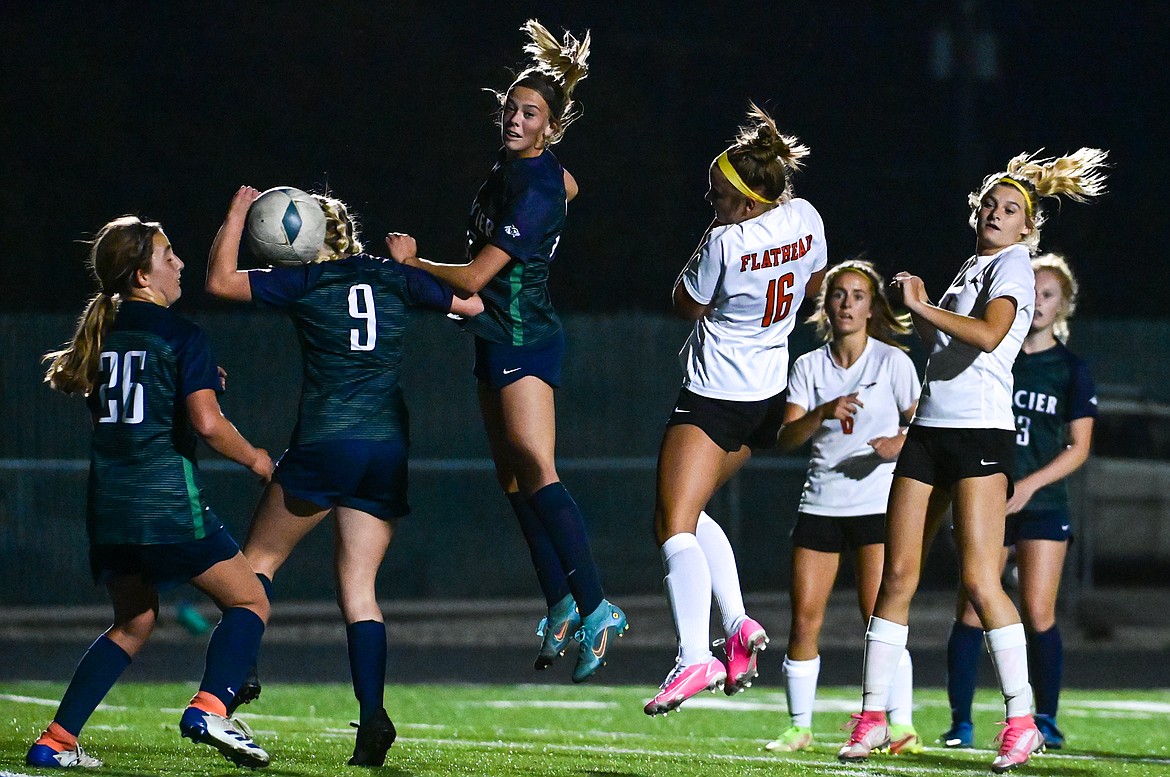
<box><xmin>679</xmin><ymin>198</ymin><xmax>827</xmax><ymax>401</ymax></box>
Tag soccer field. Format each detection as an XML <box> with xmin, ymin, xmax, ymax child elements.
<box><xmin>3</xmin><ymin>682</ymin><xmax>1168</xmax><ymax>776</ymax></box>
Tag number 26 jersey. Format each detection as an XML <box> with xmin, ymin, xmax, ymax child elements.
<box><xmin>679</xmin><ymin>198</ymin><xmax>827</xmax><ymax>401</ymax></box>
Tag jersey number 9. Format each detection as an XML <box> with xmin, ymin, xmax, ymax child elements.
<box><xmin>348</xmin><ymin>284</ymin><xmax>377</xmax><ymax>351</ymax></box>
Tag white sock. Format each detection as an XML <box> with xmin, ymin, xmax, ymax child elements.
<box><xmin>886</xmin><ymin>649</ymin><xmax>914</xmax><ymax>726</ymax></box>
<box><xmin>695</xmin><ymin>511</ymin><xmax>747</xmax><ymax>637</ymax></box>
<box><xmin>662</xmin><ymin>533</ymin><xmax>713</xmax><ymax>666</ymax></box>
<box><xmin>783</xmin><ymin>654</ymin><xmax>820</xmax><ymax>728</ymax></box>
<box><xmin>862</xmin><ymin>616</ymin><xmax>908</xmax><ymax>713</ymax></box>
<box><xmin>985</xmin><ymin>623</ymin><xmax>1034</xmax><ymax>719</ymax></box>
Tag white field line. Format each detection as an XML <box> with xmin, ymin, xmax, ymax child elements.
<box><xmin>464</xmin><ymin>694</ymin><xmax>1170</xmax><ymax>719</ymax></box>
<box><xmin>0</xmin><ymin>694</ymin><xmax>125</xmax><ymax>711</ymax></box>
<box><xmin>477</xmin><ymin>699</ymin><xmax>614</xmax><ymax>709</ymax></box>
<box><xmin>409</xmin><ymin>736</ymin><xmax>1170</xmax><ymax>769</ymax></box>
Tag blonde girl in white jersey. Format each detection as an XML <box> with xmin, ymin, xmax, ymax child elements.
<box><xmin>767</xmin><ymin>259</ymin><xmax>921</xmax><ymax>754</ymax></box>
<box><xmin>838</xmin><ymin>149</ymin><xmax>1108</xmax><ymax>773</ymax></box>
<box><xmin>644</xmin><ymin>103</ymin><xmax>828</xmax><ymax>716</ymax></box>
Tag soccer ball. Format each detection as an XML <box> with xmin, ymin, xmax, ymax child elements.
<box><xmin>245</xmin><ymin>187</ymin><xmax>326</xmax><ymax>266</ymax></box>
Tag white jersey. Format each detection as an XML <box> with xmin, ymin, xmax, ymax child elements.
<box><xmin>679</xmin><ymin>198</ymin><xmax>828</xmax><ymax>401</ymax></box>
<box><xmin>788</xmin><ymin>339</ymin><xmax>921</xmax><ymax>516</ymax></box>
<box><xmin>914</xmin><ymin>243</ymin><xmax>1035</xmax><ymax>430</ymax></box>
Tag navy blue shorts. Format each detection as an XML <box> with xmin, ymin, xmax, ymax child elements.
<box><xmin>274</xmin><ymin>439</ymin><xmax>410</xmax><ymax>521</ymax></box>
<box><xmin>90</xmin><ymin>526</ymin><xmax>240</xmax><ymax>589</ymax></box>
<box><xmin>473</xmin><ymin>331</ymin><xmax>564</xmax><ymax>389</ymax></box>
<box><xmin>894</xmin><ymin>425</ymin><xmax>1016</xmax><ymax>496</ymax></box>
<box><xmin>1005</xmin><ymin>507</ymin><xmax>1072</xmax><ymax>544</ymax></box>
<box><xmin>791</xmin><ymin>512</ymin><xmax>886</xmax><ymax>553</ymax></box>
<box><xmin>665</xmin><ymin>387</ymin><xmax>787</xmax><ymax>452</ymax></box>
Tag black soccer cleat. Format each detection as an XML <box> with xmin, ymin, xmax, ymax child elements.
<box><xmin>226</xmin><ymin>675</ymin><xmax>262</xmax><ymax>717</ymax></box>
<box><xmin>348</xmin><ymin>708</ymin><xmax>397</xmax><ymax>767</ymax></box>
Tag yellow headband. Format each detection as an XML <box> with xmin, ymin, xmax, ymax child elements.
<box><xmin>997</xmin><ymin>177</ymin><xmax>1034</xmax><ymax>218</ymax></box>
<box><xmin>832</xmin><ymin>266</ymin><xmax>875</xmax><ymax>294</ymax></box>
<box><xmin>716</xmin><ymin>151</ymin><xmax>776</xmax><ymax>204</ymax></box>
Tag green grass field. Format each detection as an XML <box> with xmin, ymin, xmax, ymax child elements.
<box><xmin>3</xmin><ymin>682</ymin><xmax>1169</xmax><ymax>776</ymax></box>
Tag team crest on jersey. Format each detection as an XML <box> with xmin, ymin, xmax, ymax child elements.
<box><xmin>504</xmin><ymin>224</ymin><xmax>521</xmax><ymax>238</ymax></box>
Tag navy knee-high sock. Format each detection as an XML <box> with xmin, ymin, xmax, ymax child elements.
<box><xmin>529</xmin><ymin>483</ymin><xmax>603</xmax><ymax>616</ymax></box>
<box><xmin>1028</xmin><ymin>626</ymin><xmax>1063</xmax><ymax>718</ymax></box>
<box><xmin>946</xmin><ymin>621</ymin><xmax>984</xmax><ymax>725</ymax></box>
<box><xmin>199</xmin><ymin>607</ymin><xmax>265</xmax><ymax>709</ymax></box>
<box><xmin>256</xmin><ymin>573</ymin><xmax>274</xmax><ymax>603</ymax></box>
<box><xmin>54</xmin><ymin>634</ymin><xmax>132</xmax><ymax>735</ymax></box>
<box><xmin>246</xmin><ymin>573</ymin><xmax>273</xmax><ymax>681</ymax></box>
<box><xmin>508</xmin><ymin>491</ymin><xmax>571</xmax><ymax>608</ymax></box>
<box><xmin>347</xmin><ymin>620</ymin><xmax>387</xmax><ymax>724</ymax></box>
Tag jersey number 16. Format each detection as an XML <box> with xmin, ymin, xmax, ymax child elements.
<box><xmin>761</xmin><ymin>273</ymin><xmax>795</xmax><ymax>327</ymax></box>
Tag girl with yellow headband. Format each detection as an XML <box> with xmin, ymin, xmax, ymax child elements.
<box><xmin>644</xmin><ymin>103</ymin><xmax>828</xmax><ymax>716</ymax></box>
<box><xmin>943</xmin><ymin>253</ymin><xmax>1097</xmax><ymax>753</ymax></box>
<box><xmin>838</xmin><ymin>149</ymin><xmax>1107</xmax><ymax>773</ymax></box>
<box><xmin>767</xmin><ymin>259</ymin><xmax>922</xmax><ymax>754</ymax></box>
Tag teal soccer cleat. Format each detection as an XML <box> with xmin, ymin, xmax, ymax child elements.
<box><xmin>571</xmin><ymin>600</ymin><xmax>628</xmax><ymax>683</ymax></box>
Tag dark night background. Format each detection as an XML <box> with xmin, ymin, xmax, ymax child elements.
<box><xmin>2</xmin><ymin>2</ymin><xmax>1164</xmax><ymax>318</ymax></box>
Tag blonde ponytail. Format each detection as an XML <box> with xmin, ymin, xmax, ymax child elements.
<box><xmin>969</xmin><ymin>148</ymin><xmax>1109</xmax><ymax>251</ymax></box>
<box><xmin>42</xmin><ymin>216</ymin><xmax>160</xmax><ymax>395</ymax></box>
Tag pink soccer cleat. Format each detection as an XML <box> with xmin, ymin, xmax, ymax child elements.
<box><xmin>720</xmin><ymin>616</ymin><xmax>768</xmax><ymax>695</ymax></box>
<box><xmin>837</xmin><ymin>711</ymin><xmax>890</xmax><ymax>762</ymax></box>
<box><xmin>643</xmin><ymin>657</ymin><xmax>727</xmax><ymax>716</ymax></box>
<box><xmin>991</xmin><ymin>716</ymin><xmax>1045</xmax><ymax>773</ymax></box>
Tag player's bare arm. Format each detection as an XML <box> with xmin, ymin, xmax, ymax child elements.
<box><xmin>206</xmin><ymin>186</ymin><xmax>261</xmax><ymax>302</ymax></box>
<box><xmin>386</xmin><ymin>233</ymin><xmax>510</xmax><ymax>297</ymax></box>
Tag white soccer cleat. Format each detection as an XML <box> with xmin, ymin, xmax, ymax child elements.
<box><xmin>180</xmin><ymin>706</ymin><xmax>270</xmax><ymax>768</ymax></box>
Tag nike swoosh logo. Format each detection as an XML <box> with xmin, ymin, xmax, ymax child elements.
<box><xmin>592</xmin><ymin>627</ymin><xmax>609</xmax><ymax>659</ymax></box>
<box><xmin>1061</xmin><ymin>525</ymin><xmax>1070</xmax><ymax>531</ymax></box>
<box><xmin>502</xmin><ymin>367</ymin><xmax>521</xmax><ymax>375</ymax></box>
<box><xmin>553</xmin><ymin>620</ymin><xmax>570</xmax><ymax>641</ymax></box>
<box><xmin>860</xmin><ymin>382</ymin><xmax>877</xmax><ymax>389</ymax></box>
<box><xmin>980</xmin><ymin>459</ymin><xmax>998</xmax><ymax>466</ymax></box>
<box><xmin>673</xmin><ymin>408</ymin><xmax>691</xmax><ymax>414</ymax></box>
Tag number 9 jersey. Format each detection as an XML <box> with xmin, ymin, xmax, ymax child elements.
<box><xmin>679</xmin><ymin>198</ymin><xmax>827</xmax><ymax>401</ymax></box>
<box><xmin>249</xmin><ymin>254</ymin><xmax>456</xmax><ymax>445</ymax></box>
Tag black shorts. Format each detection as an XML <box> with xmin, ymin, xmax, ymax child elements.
<box><xmin>665</xmin><ymin>387</ymin><xmax>787</xmax><ymax>453</ymax></box>
<box><xmin>1005</xmin><ymin>507</ymin><xmax>1072</xmax><ymax>545</ymax></box>
<box><xmin>275</xmin><ymin>438</ymin><xmax>410</xmax><ymax>521</ymax></box>
<box><xmin>791</xmin><ymin>512</ymin><xmax>886</xmax><ymax>553</ymax></box>
<box><xmin>894</xmin><ymin>425</ymin><xmax>1016</xmax><ymax>496</ymax></box>
<box><xmin>90</xmin><ymin>526</ymin><xmax>240</xmax><ymax>589</ymax></box>
<box><xmin>474</xmin><ymin>331</ymin><xmax>564</xmax><ymax>389</ymax></box>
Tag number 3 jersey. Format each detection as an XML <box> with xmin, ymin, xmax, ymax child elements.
<box><xmin>85</xmin><ymin>301</ymin><xmax>224</xmax><ymax>544</ymax></box>
<box><xmin>250</xmin><ymin>254</ymin><xmax>455</xmax><ymax>445</ymax></box>
<box><xmin>679</xmin><ymin>198</ymin><xmax>827</xmax><ymax>401</ymax></box>
<box><xmin>787</xmin><ymin>339</ymin><xmax>921</xmax><ymax>516</ymax></box>
<box><xmin>1012</xmin><ymin>341</ymin><xmax>1097</xmax><ymax>510</ymax></box>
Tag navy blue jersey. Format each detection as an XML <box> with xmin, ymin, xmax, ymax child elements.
<box><xmin>1012</xmin><ymin>341</ymin><xmax>1097</xmax><ymax>510</ymax></box>
<box><xmin>250</xmin><ymin>254</ymin><xmax>454</xmax><ymax>445</ymax></box>
<box><xmin>462</xmin><ymin>148</ymin><xmax>567</xmax><ymax>345</ymax></box>
<box><xmin>85</xmin><ymin>301</ymin><xmax>224</xmax><ymax>544</ymax></box>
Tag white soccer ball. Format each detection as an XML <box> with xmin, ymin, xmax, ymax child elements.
<box><xmin>245</xmin><ymin>187</ymin><xmax>327</xmax><ymax>266</ymax></box>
